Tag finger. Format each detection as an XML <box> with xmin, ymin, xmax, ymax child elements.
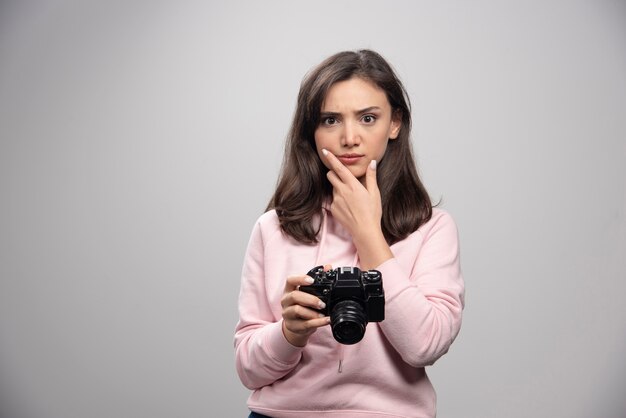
<box><xmin>322</xmin><ymin>149</ymin><xmax>359</xmax><ymax>184</ymax></box>
<box><xmin>285</xmin><ymin>315</ymin><xmax>331</xmax><ymax>334</ymax></box>
<box><xmin>284</xmin><ymin>289</ymin><xmax>327</xmax><ymax>310</ymax></box>
<box><xmin>284</xmin><ymin>304</ymin><xmax>324</xmax><ymax>321</ymax></box>
<box><xmin>326</xmin><ymin>170</ymin><xmax>344</xmax><ymax>189</ymax></box>
<box><xmin>284</xmin><ymin>274</ymin><xmax>314</xmax><ymax>293</ymax></box>
<box><xmin>282</xmin><ymin>274</ymin><xmax>327</xmax><ymax>310</ymax></box>
<box><xmin>365</xmin><ymin>159</ymin><xmax>379</xmax><ymax>193</ymax></box>
<box><xmin>303</xmin><ymin>316</ymin><xmax>331</xmax><ymax>330</ymax></box>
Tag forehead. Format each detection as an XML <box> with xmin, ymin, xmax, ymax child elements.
<box><xmin>321</xmin><ymin>77</ymin><xmax>390</xmax><ymax>111</ymax></box>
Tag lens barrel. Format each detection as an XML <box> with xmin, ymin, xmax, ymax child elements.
<box><xmin>330</xmin><ymin>300</ymin><xmax>368</xmax><ymax>345</ymax></box>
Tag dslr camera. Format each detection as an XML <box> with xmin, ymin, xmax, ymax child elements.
<box><xmin>300</xmin><ymin>266</ymin><xmax>385</xmax><ymax>345</ymax></box>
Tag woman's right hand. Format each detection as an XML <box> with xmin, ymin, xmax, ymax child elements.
<box><xmin>281</xmin><ymin>274</ymin><xmax>331</xmax><ymax>347</ymax></box>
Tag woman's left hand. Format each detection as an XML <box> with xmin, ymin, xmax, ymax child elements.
<box><xmin>322</xmin><ymin>149</ymin><xmax>393</xmax><ymax>269</ymax></box>
<box><xmin>322</xmin><ymin>149</ymin><xmax>382</xmax><ymax>240</ymax></box>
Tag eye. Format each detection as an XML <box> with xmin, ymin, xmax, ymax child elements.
<box><xmin>322</xmin><ymin>116</ymin><xmax>338</xmax><ymax>126</ymax></box>
<box><xmin>361</xmin><ymin>114</ymin><xmax>376</xmax><ymax>124</ymax></box>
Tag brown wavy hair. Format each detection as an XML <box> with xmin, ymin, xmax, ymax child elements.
<box><xmin>266</xmin><ymin>49</ymin><xmax>432</xmax><ymax>245</ymax></box>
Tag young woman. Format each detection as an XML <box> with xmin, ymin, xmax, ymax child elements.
<box><xmin>234</xmin><ymin>50</ymin><xmax>464</xmax><ymax>418</ymax></box>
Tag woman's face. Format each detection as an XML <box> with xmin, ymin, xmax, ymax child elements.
<box><xmin>314</xmin><ymin>77</ymin><xmax>401</xmax><ymax>184</ymax></box>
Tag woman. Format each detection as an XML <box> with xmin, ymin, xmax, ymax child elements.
<box><xmin>234</xmin><ymin>49</ymin><xmax>464</xmax><ymax>418</ymax></box>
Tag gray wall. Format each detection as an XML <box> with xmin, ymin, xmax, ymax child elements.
<box><xmin>1</xmin><ymin>1</ymin><xmax>625</xmax><ymax>417</ymax></box>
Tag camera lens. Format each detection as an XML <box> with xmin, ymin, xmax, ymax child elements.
<box><xmin>330</xmin><ymin>300</ymin><xmax>368</xmax><ymax>345</ymax></box>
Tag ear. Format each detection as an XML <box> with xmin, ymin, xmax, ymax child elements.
<box><xmin>389</xmin><ymin>109</ymin><xmax>402</xmax><ymax>140</ymax></box>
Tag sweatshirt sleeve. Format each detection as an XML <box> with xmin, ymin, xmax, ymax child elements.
<box><xmin>233</xmin><ymin>216</ymin><xmax>304</xmax><ymax>390</ymax></box>
<box><xmin>376</xmin><ymin>210</ymin><xmax>465</xmax><ymax>368</ymax></box>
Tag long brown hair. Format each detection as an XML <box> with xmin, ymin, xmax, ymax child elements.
<box><xmin>267</xmin><ymin>49</ymin><xmax>432</xmax><ymax>245</ymax></box>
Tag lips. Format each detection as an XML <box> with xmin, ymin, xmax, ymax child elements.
<box><xmin>337</xmin><ymin>153</ymin><xmax>364</xmax><ymax>165</ymax></box>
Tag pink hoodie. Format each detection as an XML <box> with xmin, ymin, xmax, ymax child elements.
<box><xmin>234</xmin><ymin>208</ymin><xmax>464</xmax><ymax>418</ymax></box>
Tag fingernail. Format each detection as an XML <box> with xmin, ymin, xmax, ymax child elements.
<box><xmin>370</xmin><ymin>159</ymin><xmax>377</xmax><ymax>170</ymax></box>
<box><xmin>304</xmin><ymin>277</ymin><xmax>314</xmax><ymax>284</ymax></box>
<box><xmin>322</xmin><ymin>149</ymin><xmax>328</xmax><ymax>156</ymax></box>
<box><xmin>318</xmin><ymin>313</ymin><xmax>326</xmax><ymax>318</ymax></box>
<box><xmin>318</xmin><ymin>301</ymin><xmax>326</xmax><ymax>309</ymax></box>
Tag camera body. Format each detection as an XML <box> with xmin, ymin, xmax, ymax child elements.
<box><xmin>300</xmin><ymin>266</ymin><xmax>385</xmax><ymax>345</ymax></box>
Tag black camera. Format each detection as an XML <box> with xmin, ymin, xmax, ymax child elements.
<box><xmin>300</xmin><ymin>266</ymin><xmax>385</xmax><ymax>345</ymax></box>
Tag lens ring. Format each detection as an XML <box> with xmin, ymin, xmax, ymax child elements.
<box><xmin>330</xmin><ymin>300</ymin><xmax>367</xmax><ymax>345</ymax></box>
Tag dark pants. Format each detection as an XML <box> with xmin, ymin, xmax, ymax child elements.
<box><xmin>248</xmin><ymin>412</ymin><xmax>272</xmax><ymax>418</ymax></box>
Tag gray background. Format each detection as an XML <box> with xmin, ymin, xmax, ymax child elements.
<box><xmin>1</xmin><ymin>1</ymin><xmax>625</xmax><ymax>417</ymax></box>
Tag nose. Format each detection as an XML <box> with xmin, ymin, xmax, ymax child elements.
<box><xmin>341</xmin><ymin>120</ymin><xmax>361</xmax><ymax>147</ymax></box>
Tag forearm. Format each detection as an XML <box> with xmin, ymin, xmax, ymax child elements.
<box><xmin>235</xmin><ymin>215</ymin><xmax>305</xmax><ymax>389</ymax></box>
<box><xmin>368</xmin><ymin>212</ymin><xmax>464</xmax><ymax>367</ymax></box>
<box><xmin>376</xmin><ymin>258</ymin><xmax>464</xmax><ymax>367</ymax></box>
<box><xmin>234</xmin><ymin>321</ymin><xmax>303</xmax><ymax>390</ymax></box>
<box><xmin>352</xmin><ymin>224</ymin><xmax>393</xmax><ymax>270</ymax></box>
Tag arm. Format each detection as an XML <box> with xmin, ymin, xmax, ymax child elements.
<box><xmin>233</xmin><ymin>216</ymin><xmax>329</xmax><ymax>389</ymax></box>
<box><xmin>322</xmin><ymin>150</ymin><xmax>392</xmax><ymax>270</ymax></box>
<box><xmin>377</xmin><ymin>212</ymin><xmax>464</xmax><ymax>367</ymax></box>
<box><xmin>233</xmin><ymin>218</ymin><xmax>302</xmax><ymax>390</ymax></box>
<box><xmin>322</xmin><ymin>151</ymin><xmax>464</xmax><ymax>367</ymax></box>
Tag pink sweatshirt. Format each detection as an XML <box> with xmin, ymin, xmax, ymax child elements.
<box><xmin>234</xmin><ymin>208</ymin><xmax>464</xmax><ymax>418</ymax></box>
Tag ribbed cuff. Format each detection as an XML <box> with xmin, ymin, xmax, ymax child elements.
<box><xmin>263</xmin><ymin>320</ymin><xmax>304</xmax><ymax>365</ymax></box>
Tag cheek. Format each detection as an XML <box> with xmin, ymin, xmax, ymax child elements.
<box><xmin>376</xmin><ymin>146</ymin><xmax>389</xmax><ymax>162</ymax></box>
<box><xmin>314</xmin><ymin>129</ymin><xmax>328</xmax><ymax>149</ymax></box>
<box><xmin>313</xmin><ymin>132</ymin><xmax>330</xmax><ymax>169</ymax></box>
<box><xmin>373</xmin><ymin>135</ymin><xmax>390</xmax><ymax>160</ymax></box>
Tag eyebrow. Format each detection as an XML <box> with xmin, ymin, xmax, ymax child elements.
<box><xmin>320</xmin><ymin>106</ymin><xmax>382</xmax><ymax>116</ymax></box>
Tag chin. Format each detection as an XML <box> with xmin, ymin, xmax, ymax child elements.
<box><xmin>349</xmin><ymin>168</ymin><xmax>367</xmax><ymax>179</ymax></box>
